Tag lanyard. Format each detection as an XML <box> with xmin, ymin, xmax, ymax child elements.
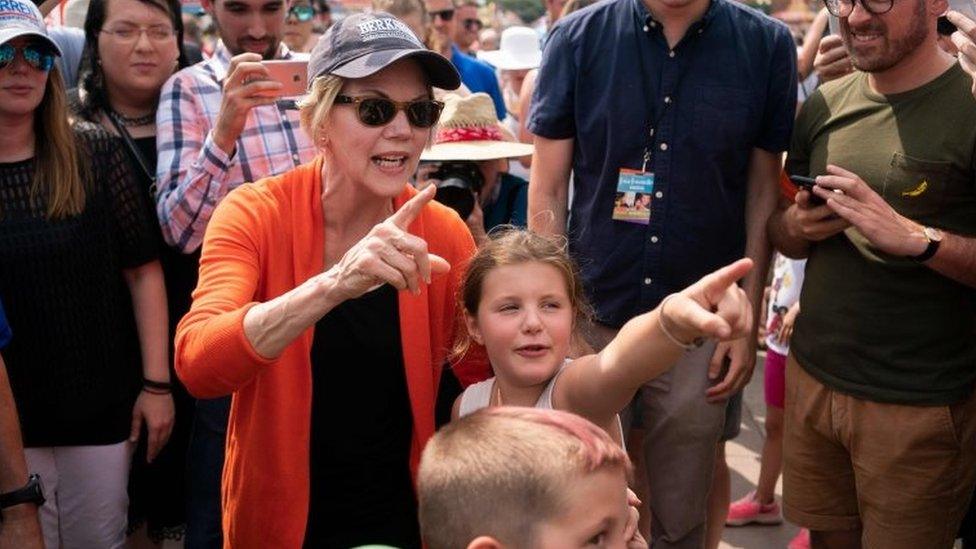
<box><xmin>634</xmin><ymin>10</ymin><xmax>708</xmax><ymax>173</ymax></box>
<box><xmin>106</xmin><ymin>110</ymin><xmax>157</xmax><ymax>195</ymax></box>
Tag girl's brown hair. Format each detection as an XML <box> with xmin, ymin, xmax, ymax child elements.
<box><xmin>453</xmin><ymin>228</ymin><xmax>593</xmax><ymax>360</ymax></box>
<box><xmin>35</xmin><ymin>67</ymin><xmax>87</xmax><ymax>219</ymax></box>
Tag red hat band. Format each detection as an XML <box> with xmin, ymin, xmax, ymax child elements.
<box><xmin>435</xmin><ymin>125</ymin><xmax>505</xmax><ymax>144</ymax></box>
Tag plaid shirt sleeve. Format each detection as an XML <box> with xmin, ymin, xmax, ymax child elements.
<box><xmin>155</xmin><ymin>70</ymin><xmax>236</xmax><ymax>253</ymax></box>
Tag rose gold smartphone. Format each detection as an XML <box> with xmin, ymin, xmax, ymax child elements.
<box><xmin>259</xmin><ymin>59</ymin><xmax>308</xmax><ymax>97</ymax></box>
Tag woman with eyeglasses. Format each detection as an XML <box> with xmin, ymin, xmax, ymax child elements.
<box><xmin>283</xmin><ymin>0</ymin><xmax>316</xmax><ymax>53</ymax></box>
<box><xmin>70</xmin><ymin>0</ymin><xmax>193</xmax><ymax>544</ymax></box>
<box><xmin>174</xmin><ymin>12</ymin><xmax>488</xmax><ymax>548</ymax></box>
<box><xmin>0</xmin><ymin>0</ymin><xmax>169</xmax><ymax>547</ymax></box>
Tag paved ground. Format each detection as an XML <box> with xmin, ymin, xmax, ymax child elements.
<box><xmin>720</xmin><ymin>354</ymin><xmax>801</xmax><ymax>549</ymax></box>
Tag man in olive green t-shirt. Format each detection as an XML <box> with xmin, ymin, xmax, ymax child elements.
<box><xmin>768</xmin><ymin>0</ymin><xmax>976</xmax><ymax>546</ymax></box>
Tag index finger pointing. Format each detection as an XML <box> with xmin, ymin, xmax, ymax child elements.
<box><xmin>389</xmin><ymin>185</ymin><xmax>436</xmax><ymax>229</ymax></box>
<box><xmin>702</xmin><ymin>258</ymin><xmax>753</xmax><ymax>302</ymax></box>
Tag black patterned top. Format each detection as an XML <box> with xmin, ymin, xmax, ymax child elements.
<box><xmin>0</xmin><ymin>122</ymin><xmax>158</xmax><ymax>446</ymax></box>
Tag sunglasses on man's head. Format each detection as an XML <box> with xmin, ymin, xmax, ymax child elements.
<box><xmin>0</xmin><ymin>43</ymin><xmax>56</xmax><ymax>72</ymax></box>
<box><xmin>335</xmin><ymin>95</ymin><xmax>444</xmax><ymax>128</ymax></box>
<box><xmin>430</xmin><ymin>8</ymin><xmax>454</xmax><ymax>21</ymax></box>
<box><xmin>288</xmin><ymin>4</ymin><xmax>315</xmax><ymax>21</ymax></box>
<box><xmin>462</xmin><ymin>18</ymin><xmax>483</xmax><ymax>31</ymax></box>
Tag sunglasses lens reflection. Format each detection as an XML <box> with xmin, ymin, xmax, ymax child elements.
<box><xmin>355</xmin><ymin>98</ymin><xmax>442</xmax><ymax>128</ymax></box>
<box><xmin>289</xmin><ymin>5</ymin><xmax>315</xmax><ymax>21</ymax></box>
<box><xmin>406</xmin><ymin>101</ymin><xmax>443</xmax><ymax>127</ymax></box>
<box><xmin>358</xmin><ymin>99</ymin><xmax>397</xmax><ymax>126</ymax></box>
<box><xmin>0</xmin><ymin>45</ymin><xmax>13</xmax><ymax>68</ymax></box>
<box><xmin>0</xmin><ymin>44</ymin><xmax>54</xmax><ymax>72</ymax></box>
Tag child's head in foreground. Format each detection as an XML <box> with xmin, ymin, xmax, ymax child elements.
<box><xmin>418</xmin><ymin>406</ymin><xmax>633</xmax><ymax>549</ymax></box>
<box><xmin>454</xmin><ymin>229</ymin><xmax>593</xmax><ymax>387</ymax></box>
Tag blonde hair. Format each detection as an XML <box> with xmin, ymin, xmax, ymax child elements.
<box><xmin>298</xmin><ymin>74</ymin><xmax>345</xmax><ymax>146</ymax></box>
<box><xmin>34</xmin><ymin>67</ymin><xmax>86</xmax><ymax>219</ymax></box>
<box><xmin>453</xmin><ymin>228</ymin><xmax>593</xmax><ymax>360</ymax></box>
<box><xmin>418</xmin><ymin>406</ymin><xmax>631</xmax><ymax>549</ymax></box>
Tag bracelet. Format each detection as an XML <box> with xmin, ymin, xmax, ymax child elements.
<box><xmin>143</xmin><ymin>378</ymin><xmax>173</xmax><ymax>391</ymax></box>
<box><xmin>141</xmin><ymin>387</ymin><xmax>171</xmax><ymax>395</ymax></box>
<box><xmin>658</xmin><ymin>294</ymin><xmax>705</xmax><ymax>351</ymax></box>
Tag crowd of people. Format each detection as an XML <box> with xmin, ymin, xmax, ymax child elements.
<box><xmin>0</xmin><ymin>0</ymin><xmax>974</xmax><ymax>546</ymax></box>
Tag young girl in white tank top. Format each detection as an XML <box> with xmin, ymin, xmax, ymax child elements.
<box><xmin>450</xmin><ymin>230</ymin><xmax>754</xmax><ymax>444</ymax></box>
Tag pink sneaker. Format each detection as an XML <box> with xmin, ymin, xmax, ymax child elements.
<box><xmin>725</xmin><ymin>491</ymin><xmax>783</xmax><ymax>526</ymax></box>
<box><xmin>787</xmin><ymin>528</ymin><xmax>811</xmax><ymax>549</ymax></box>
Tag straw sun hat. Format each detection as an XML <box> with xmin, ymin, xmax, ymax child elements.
<box><xmin>421</xmin><ymin>93</ymin><xmax>534</xmax><ymax>162</ymax></box>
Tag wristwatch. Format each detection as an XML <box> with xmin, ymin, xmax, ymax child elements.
<box><xmin>910</xmin><ymin>226</ymin><xmax>943</xmax><ymax>262</ymax></box>
<box><xmin>0</xmin><ymin>474</ymin><xmax>45</xmax><ymax>511</ymax></box>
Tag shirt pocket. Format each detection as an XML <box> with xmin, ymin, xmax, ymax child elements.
<box><xmin>692</xmin><ymin>86</ymin><xmax>754</xmax><ymax>151</ymax></box>
<box><xmin>881</xmin><ymin>153</ymin><xmax>949</xmax><ymax>219</ymax></box>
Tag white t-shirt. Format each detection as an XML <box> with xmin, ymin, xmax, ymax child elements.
<box><xmin>458</xmin><ymin>361</ymin><xmax>625</xmax><ymax>444</ymax></box>
<box><xmin>765</xmin><ymin>253</ymin><xmax>806</xmax><ymax>355</ymax></box>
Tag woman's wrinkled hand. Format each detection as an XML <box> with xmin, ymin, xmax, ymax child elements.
<box><xmin>329</xmin><ymin>185</ymin><xmax>451</xmax><ymax>300</ymax></box>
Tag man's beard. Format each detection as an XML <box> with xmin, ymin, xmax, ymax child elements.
<box><xmin>214</xmin><ymin>18</ymin><xmax>280</xmax><ymax>59</ymax></box>
<box><xmin>842</xmin><ymin>0</ymin><xmax>928</xmax><ymax>73</ymax></box>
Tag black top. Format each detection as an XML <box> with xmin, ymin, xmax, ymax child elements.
<box><xmin>132</xmin><ymin>135</ymin><xmax>200</xmax><ymax>339</ymax></box>
<box><xmin>66</xmin><ymin>91</ymin><xmax>202</xmax><ymax>346</ymax></box>
<box><xmin>0</xmin><ymin>123</ymin><xmax>158</xmax><ymax>446</ymax></box>
<box><xmin>127</xmin><ymin>135</ymin><xmax>199</xmax><ymax>538</ymax></box>
<box><xmin>303</xmin><ymin>285</ymin><xmax>420</xmax><ymax>549</ymax></box>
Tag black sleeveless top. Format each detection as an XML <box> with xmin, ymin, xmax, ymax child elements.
<box><xmin>303</xmin><ymin>284</ymin><xmax>421</xmax><ymax>548</ymax></box>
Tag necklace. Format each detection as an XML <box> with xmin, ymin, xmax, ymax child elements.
<box><xmin>108</xmin><ymin>108</ymin><xmax>155</xmax><ymax>127</ymax></box>
<box><xmin>491</xmin><ymin>381</ymin><xmax>504</xmax><ymax>407</ymax></box>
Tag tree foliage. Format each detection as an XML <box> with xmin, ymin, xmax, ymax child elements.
<box><xmin>497</xmin><ymin>0</ymin><xmax>545</xmax><ymax>25</ymax></box>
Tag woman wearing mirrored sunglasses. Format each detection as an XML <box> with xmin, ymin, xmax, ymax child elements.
<box><xmin>173</xmin><ymin>12</ymin><xmax>489</xmax><ymax>548</ymax></box>
<box><xmin>71</xmin><ymin>0</ymin><xmax>195</xmax><ymax>544</ymax></box>
<box><xmin>0</xmin><ymin>0</ymin><xmax>169</xmax><ymax>548</ymax></box>
<box><xmin>284</xmin><ymin>0</ymin><xmax>317</xmax><ymax>52</ymax></box>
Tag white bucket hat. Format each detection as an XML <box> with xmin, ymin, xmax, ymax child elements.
<box><xmin>476</xmin><ymin>26</ymin><xmax>541</xmax><ymax>71</ymax></box>
<box><xmin>421</xmin><ymin>93</ymin><xmax>534</xmax><ymax>162</ymax></box>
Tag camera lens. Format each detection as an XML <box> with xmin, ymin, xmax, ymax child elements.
<box><xmin>434</xmin><ymin>179</ymin><xmax>476</xmax><ymax>220</ymax></box>
<box><xmin>428</xmin><ymin>161</ymin><xmax>484</xmax><ymax>220</ymax></box>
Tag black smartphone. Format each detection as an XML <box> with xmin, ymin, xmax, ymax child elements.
<box><xmin>789</xmin><ymin>175</ymin><xmax>826</xmax><ymax>206</ymax></box>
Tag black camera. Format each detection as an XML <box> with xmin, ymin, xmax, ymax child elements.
<box><xmin>429</xmin><ymin>161</ymin><xmax>484</xmax><ymax>220</ymax></box>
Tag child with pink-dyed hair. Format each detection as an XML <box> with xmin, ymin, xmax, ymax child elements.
<box><xmin>418</xmin><ymin>406</ymin><xmax>643</xmax><ymax>549</ymax></box>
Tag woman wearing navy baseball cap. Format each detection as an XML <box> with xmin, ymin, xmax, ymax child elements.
<box><xmin>174</xmin><ymin>12</ymin><xmax>486</xmax><ymax>548</ymax></box>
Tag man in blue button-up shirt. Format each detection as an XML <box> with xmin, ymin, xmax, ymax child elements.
<box><xmin>425</xmin><ymin>0</ymin><xmax>507</xmax><ymax>119</ymax></box>
<box><xmin>528</xmin><ymin>0</ymin><xmax>796</xmax><ymax>546</ymax></box>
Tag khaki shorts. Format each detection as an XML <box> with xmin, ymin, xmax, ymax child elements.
<box><xmin>783</xmin><ymin>354</ymin><xmax>976</xmax><ymax>548</ymax></box>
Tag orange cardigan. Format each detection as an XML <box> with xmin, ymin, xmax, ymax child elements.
<box><xmin>174</xmin><ymin>157</ymin><xmax>488</xmax><ymax>548</ymax></box>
